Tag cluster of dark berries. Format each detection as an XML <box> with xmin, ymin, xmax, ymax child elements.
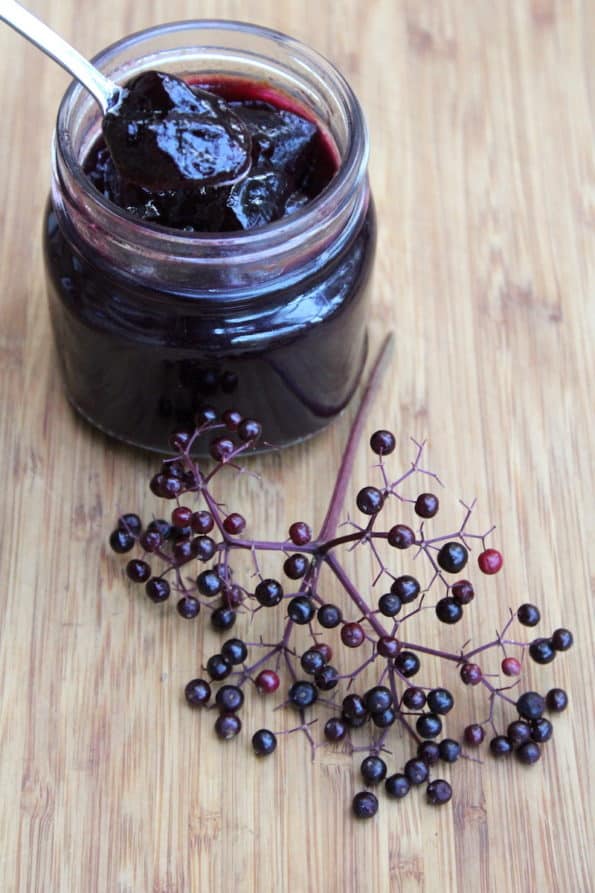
<box><xmin>109</xmin><ymin>390</ymin><xmax>573</xmax><ymax>821</ymax></box>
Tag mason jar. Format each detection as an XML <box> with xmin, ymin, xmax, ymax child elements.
<box><xmin>44</xmin><ymin>20</ymin><xmax>376</xmax><ymax>452</ymax></box>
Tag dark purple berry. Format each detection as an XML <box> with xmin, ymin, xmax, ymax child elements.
<box><xmin>530</xmin><ymin>718</ymin><xmax>553</xmax><ymax>743</ymax></box>
<box><xmin>223</xmin><ymin>513</ymin><xmax>246</xmax><ymax>535</ymax></box>
<box><xmin>221</xmin><ymin>638</ymin><xmax>247</xmax><ymax>665</ymax></box>
<box><xmin>252</xmin><ymin>729</ymin><xmax>276</xmax><ymax>756</ymax></box>
<box><xmin>414</xmin><ymin>493</ymin><xmax>439</xmax><ymax>518</ymax></box>
<box><xmin>364</xmin><ymin>686</ymin><xmax>393</xmax><ymax>715</ymax></box>
<box><xmin>369</xmin><ymin>429</ymin><xmax>396</xmax><ymax>455</ymax></box>
<box><xmin>184</xmin><ymin>678</ymin><xmax>211</xmax><ymax>707</ymax></box>
<box><xmin>516</xmin><ymin>741</ymin><xmax>541</xmax><ymax>765</ymax></box>
<box><xmin>317</xmin><ymin>604</ymin><xmax>342</xmax><ymax>628</ymax></box>
<box><xmin>342</xmin><ymin>694</ymin><xmax>367</xmax><ymax>722</ymax></box>
<box><xmin>507</xmin><ymin>720</ymin><xmax>531</xmax><ymax>746</ymax></box>
<box><xmin>391</xmin><ymin>575</ymin><xmax>420</xmax><ymax>604</ymax></box>
<box><xmin>210</xmin><ymin>436</ymin><xmax>235</xmax><ymax>462</ymax></box>
<box><xmin>341</xmin><ymin>622</ymin><xmax>365</xmax><ymax>648</ymax></box>
<box><xmin>139</xmin><ymin>529</ymin><xmax>162</xmax><ymax>552</ymax></box>
<box><xmin>222</xmin><ymin>409</ymin><xmax>243</xmax><ymax>430</ymax></box>
<box><xmin>193</xmin><ymin>536</ymin><xmax>217</xmax><ymax>563</ymax></box>
<box><xmin>173</xmin><ymin>538</ymin><xmax>194</xmax><ymax>563</ymax></box>
<box><xmin>287</xmin><ymin>595</ymin><xmax>315</xmax><ymax>625</ymax></box>
<box><xmin>288</xmin><ymin>521</ymin><xmax>312</xmax><ymax>546</ymax></box>
<box><xmin>126</xmin><ymin>559</ymin><xmax>151</xmax><ymax>583</ymax></box>
<box><xmin>211</xmin><ymin>606</ymin><xmax>236</xmax><ymax>631</ymax></box>
<box><xmin>460</xmin><ymin>662</ymin><xmax>482</xmax><ymax>685</ymax></box>
<box><xmin>426</xmin><ymin>779</ymin><xmax>452</xmax><ymax>805</ymax></box>
<box><xmin>195</xmin><ymin>406</ymin><xmax>217</xmax><ymax>426</ymax></box>
<box><xmin>427</xmin><ymin>688</ymin><xmax>454</xmax><ymax>715</ymax></box>
<box><xmin>490</xmin><ymin>736</ymin><xmax>513</xmax><ymax>757</ymax></box>
<box><xmin>404</xmin><ymin>758</ymin><xmax>429</xmax><ymax>785</ymax></box>
<box><xmin>215</xmin><ymin>713</ymin><xmax>241</xmax><ymax>740</ymax></box>
<box><xmin>451</xmin><ymin>579</ymin><xmax>474</xmax><ymax>605</ymax></box>
<box><xmin>356</xmin><ymin>486</ymin><xmax>384</xmax><ymax>515</ymax></box>
<box><xmin>283</xmin><ymin>554</ymin><xmax>309</xmax><ymax>580</ymax></box>
<box><xmin>517</xmin><ymin>603</ymin><xmax>540</xmax><ymax>626</ymax></box>
<box><xmin>352</xmin><ymin>791</ymin><xmax>378</xmax><ymax>819</ymax></box>
<box><xmin>464</xmin><ymin>724</ymin><xmax>485</xmax><ymax>746</ymax></box>
<box><xmin>206</xmin><ymin>654</ymin><xmax>232</xmax><ymax>681</ymax></box>
<box><xmin>118</xmin><ymin>513</ymin><xmax>142</xmax><ymax>536</ymax></box>
<box><xmin>517</xmin><ymin>691</ymin><xmax>545</xmax><ymax>720</ymax></box>
<box><xmin>145</xmin><ymin>577</ymin><xmax>171</xmax><ymax>603</ymax></box>
<box><xmin>300</xmin><ymin>649</ymin><xmax>326</xmax><ymax>675</ymax></box>
<box><xmin>360</xmin><ymin>756</ymin><xmax>387</xmax><ymax>785</ymax></box>
<box><xmin>417</xmin><ymin>741</ymin><xmax>441</xmax><ymax>765</ymax></box>
<box><xmin>371</xmin><ymin>706</ymin><xmax>396</xmax><ymax>728</ymax></box>
<box><xmin>437</xmin><ymin>541</ymin><xmax>468</xmax><ymax>574</ymax></box>
<box><xmin>177</xmin><ymin>596</ymin><xmax>200</xmax><ymax>619</ymax></box>
<box><xmin>169</xmin><ymin>430</ymin><xmax>191</xmax><ymax>451</ymax></box>
<box><xmin>314</xmin><ymin>665</ymin><xmax>339</xmax><ymax>691</ymax></box>
<box><xmin>377</xmin><ymin>636</ymin><xmax>400</xmax><ymax>658</ymax></box>
<box><xmin>387</xmin><ymin>524</ymin><xmax>415</xmax><ymax>549</ymax></box>
<box><xmin>288</xmin><ymin>681</ymin><xmax>318</xmax><ymax>709</ymax></box>
<box><xmin>237</xmin><ymin>418</ymin><xmax>261</xmax><ymax>442</ymax></box>
<box><xmin>546</xmin><ymin>688</ymin><xmax>568</xmax><ymax>712</ymax></box>
<box><xmin>215</xmin><ymin>685</ymin><xmax>244</xmax><ymax>712</ymax></box>
<box><xmin>552</xmin><ymin>628</ymin><xmax>573</xmax><ymax>651</ymax></box>
<box><xmin>439</xmin><ymin>738</ymin><xmax>461</xmax><ymax>763</ymax></box>
<box><xmin>529</xmin><ymin>638</ymin><xmax>556</xmax><ymax>664</ymax></box>
<box><xmin>435</xmin><ymin>597</ymin><xmax>463</xmax><ymax>624</ymax></box>
<box><xmin>147</xmin><ymin>518</ymin><xmax>172</xmax><ymax>540</ymax></box>
<box><xmin>402</xmin><ymin>687</ymin><xmax>426</xmax><ymax>710</ymax></box>
<box><xmin>313</xmin><ymin>643</ymin><xmax>332</xmax><ymax>663</ymax></box>
<box><xmin>378</xmin><ymin>593</ymin><xmax>401</xmax><ymax>617</ymax></box>
<box><xmin>324</xmin><ymin>717</ymin><xmax>347</xmax><ymax>742</ymax></box>
<box><xmin>191</xmin><ymin>511</ymin><xmax>214</xmax><ymax>534</ymax></box>
<box><xmin>394</xmin><ymin>651</ymin><xmax>421</xmax><ymax>677</ymax></box>
<box><xmin>172</xmin><ymin>506</ymin><xmax>193</xmax><ymax>528</ymax></box>
<box><xmin>197</xmin><ymin>569</ymin><xmax>223</xmax><ymax>597</ymax></box>
<box><xmin>109</xmin><ymin>528</ymin><xmax>135</xmax><ymax>553</ymax></box>
<box><xmin>416</xmin><ymin>714</ymin><xmax>442</xmax><ymax>739</ymax></box>
<box><xmin>254</xmin><ymin>578</ymin><xmax>283</xmax><ymax>607</ymax></box>
<box><xmin>385</xmin><ymin>774</ymin><xmax>410</xmax><ymax>799</ymax></box>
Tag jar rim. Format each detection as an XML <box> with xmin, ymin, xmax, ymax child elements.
<box><xmin>56</xmin><ymin>18</ymin><xmax>369</xmax><ymax>257</ymax></box>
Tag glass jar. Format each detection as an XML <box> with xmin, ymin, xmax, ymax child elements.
<box><xmin>44</xmin><ymin>21</ymin><xmax>375</xmax><ymax>452</ymax></box>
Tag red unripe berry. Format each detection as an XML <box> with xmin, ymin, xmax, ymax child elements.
<box><xmin>478</xmin><ymin>548</ymin><xmax>503</xmax><ymax>575</ymax></box>
<box><xmin>501</xmin><ymin>656</ymin><xmax>521</xmax><ymax>677</ymax></box>
<box><xmin>341</xmin><ymin>623</ymin><xmax>365</xmax><ymax>648</ymax></box>
<box><xmin>171</xmin><ymin>506</ymin><xmax>193</xmax><ymax>528</ymax></box>
<box><xmin>289</xmin><ymin>521</ymin><xmax>312</xmax><ymax>546</ymax></box>
<box><xmin>255</xmin><ymin>669</ymin><xmax>280</xmax><ymax>694</ymax></box>
<box><xmin>223</xmin><ymin>513</ymin><xmax>246</xmax><ymax>535</ymax></box>
<box><xmin>460</xmin><ymin>662</ymin><xmax>483</xmax><ymax>685</ymax></box>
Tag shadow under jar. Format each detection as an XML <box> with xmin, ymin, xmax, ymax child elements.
<box><xmin>44</xmin><ymin>21</ymin><xmax>376</xmax><ymax>453</ymax></box>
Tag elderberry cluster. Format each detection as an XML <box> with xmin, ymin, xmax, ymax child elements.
<box><xmin>109</xmin><ymin>394</ymin><xmax>572</xmax><ymax>821</ymax></box>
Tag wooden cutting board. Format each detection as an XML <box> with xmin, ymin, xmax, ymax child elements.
<box><xmin>0</xmin><ymin>1</ymin><xmax>592</xmax><ymax>890</ymax></box>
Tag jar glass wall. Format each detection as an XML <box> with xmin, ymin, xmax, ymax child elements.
<box><xmin>44</xmin><ymin>21</ymin><xmax>376</xmax><ymax>452</ymax></box>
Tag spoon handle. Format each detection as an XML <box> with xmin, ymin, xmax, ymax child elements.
<box><xmin>0</xmin><ymin>0</ymin><xmax>116</xmax><ymax>112</ymax></box>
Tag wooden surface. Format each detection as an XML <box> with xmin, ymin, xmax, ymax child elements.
<box><xmin>0</xmin><ymin>1</ymin><xmax>593</xmax><ymax>891</ymax></box>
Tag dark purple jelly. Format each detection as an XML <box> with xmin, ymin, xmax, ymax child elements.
<box><xmin>44</xmin><ymin>32</ymin><xmax>375</xmax><ymax>453</ymax></box>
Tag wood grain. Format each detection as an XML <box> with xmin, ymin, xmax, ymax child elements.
<box><xmin>0</xmin><ymin>1</ymin><xmax>593</xmax><ymax>891</ymax></box>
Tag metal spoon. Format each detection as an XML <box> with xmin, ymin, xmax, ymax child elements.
<box><xmin>0</xmin><ymin>0</ymin><xmax>123</xmax><ymax>112</ymax></box>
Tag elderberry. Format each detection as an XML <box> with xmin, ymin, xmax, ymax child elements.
<box><xmin>221</xmin><ymin>638</ymin><xmax>248</xmax><ymax>665</ymax></box>
<box><xmin>378</xmin><ymin>593</ymin><xmax>401</xmax><ymax>617</ymax></box>
<box><xmin>415</xmin><ymin>493</ymin><xmax>439</xmax><ymax>518</ymax></box>
<box><xmin>416</xmin><ymin>714</ymin><xmax>442</xmax><ymax>739</ymax></box>
<box><xmin>546</xmin><ymin>688</ymin><xmax>568</xmax><ymax>712</ymax></box>
<box><xmin>529</xmin><ymin>638</ymin><xmax>556</xmax><ymax>665</ymax></box>
<box><xmin>385</xmin><ymin>774</ymin><xmax>410</xmax><ymax>799</ymax></box>
<box><xmin>352</xmin><ymin>791</ymin><xmax>378</xmax><ymax>819</ymax></box>
<box><xmin>252</xmin><ymin>729</ymin><xmax>277</xmax><ymax>756</ymax></box>
<box><xmin>370</xmin><ymin>430</ymin><xmax>396</xmax><ymax>455</ymax></box>
<box><xmin>356</xmin><ymin>486</ymin><xmax>384</xmax><ymax>515</ymax></box>
<box><xmin>211</xmin><ymin>606</ymin><xmax>236</xmax><ymax>631</ymax></box>
<box><xmin>437</xmin><ymin>541</ymin><xmax>468</xmax><ymax>574</ymax></box>
<box><xmin>391</xmin><ymin>576</ymin><xmax>420</xmax><ymax>604</ymax></box>
<box><xmin>360</xmin><ymin>756</ymin><xmax>387</xmax><ymax>785</ymax></box>
<box><xmin>288</xmin><ymin>681</ymin><xmax>318</xmax><ymax>709</ymax></box>
<box><xmin>287</xmin><ymin>596</ymin><xmax>315</xmax><ymax>624</ymax></box>
<box><xmin>426</xmin><ymin>779</ymin><xmax>452</xmax><ymax>805</ymax></box>
<box><xmin>435</xmin><ymin>597</ymin><xmax>463</xmax><ymax>624</ymax></box>
<box><xmin>317</xmin><ymin>604</ymin><xmax>342</xmax><ymax>628</ymax></box>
